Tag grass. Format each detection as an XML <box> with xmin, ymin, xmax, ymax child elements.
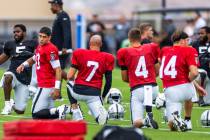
<box><xmin>0</xmin><ymin>68</ymin><xmax>210</xmax><ymax>140</ymax></box>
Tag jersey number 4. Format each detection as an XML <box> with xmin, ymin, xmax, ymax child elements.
<box><xmin>135</xmin><ymin>56</ymin><xmax>148</xmax><ymax>78</ymax></box>
<box><xmin>159</xmin><ymin>56</ymin><xmax>177</xmax><ymax>78</ymax></box>
<box><xmin>86</xmin><ymin>61</ymin><xmax>99</xmax><ymax>81</ymax></box>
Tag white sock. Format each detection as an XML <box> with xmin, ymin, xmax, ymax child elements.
<box><xmin>50</xmin><ymin>108</ymin><xmax>57</xmax><ymax>115</ymax></box>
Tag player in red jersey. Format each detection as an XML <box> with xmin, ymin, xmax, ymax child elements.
<box><xmin>159</xmin><ymin>31</ymin><xmax>199</xmax><ymax>131</ymax></box>
<box><xmin>67</xmin><ymin>35</ymin><xmax>114</xmax><ymax>125</ymax></box>
<box><xmin>17</xmin><ymin>27</ymin><xmax>69</xmax><ymax>119</ymax></box>
<box><xmin>117</xmin><ymin>28</ymin><xmax>160</xmax><ymax>129</ymax></box>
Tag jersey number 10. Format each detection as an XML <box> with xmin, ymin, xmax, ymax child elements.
<box><xmin>159</xmin><ymin>56</ymin><xmax>177</xmax><ymax>78</ymax></box>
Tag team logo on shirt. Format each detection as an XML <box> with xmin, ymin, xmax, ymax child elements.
<box><xmin>50</xmin><ymin>52</ymin><xmax>56</xmax><ymax>60</ymax></box>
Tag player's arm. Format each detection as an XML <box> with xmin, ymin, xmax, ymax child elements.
<box><xmin>102</xmin><ymin>71</ymin><xmax>112</xmax><ymax>99</ymax></box>
<box><xmin>121</xmin><ymin>69</ymin><xmax>129</xmax><ymax>83</ymax></box>
<box><xmin>193</xmin><ymin>80</ymin><xmax>207</xmax><ymax>96</ymax></box>
<box><xmin>61</xmin><ymin>14</ymin><xmax>72</xmax><ymax>54</ymax></box>
<box><xmin>51</xmin><ymin>59</ymin><xmax>62</xmax><ymax>100</ymax></box>
<box><xmin>16</xmin><ymin>56</ymin><xmax>35</xmax><ymax>73</ymax></box>
<box><xmin>67</xmin><ymin>67</ymin><xmax>77</xmax><ymax>81</ymax></box>
<box><xmin>155</xmin><ymin>63</ymin><xmax>160</xmax><ymax>77</ymax></box>
<box><xmin>0</xmin><ymin>53</ymin><xmax>10</xmax><ymax>64</ymax></box>
<box><xmin>188</xmin><ymin>65</ymin><xmax>198</xmax><ymax>82</ymax></box>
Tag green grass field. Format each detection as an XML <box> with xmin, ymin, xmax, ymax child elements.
<box><xmin>0</xmin><ymin>68</ymin><xmax>210</xmax><ymax>140</ymax></box>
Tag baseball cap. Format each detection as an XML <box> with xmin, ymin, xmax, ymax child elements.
<box><xmin>48</xmin><ymin>0</ymin><xmax>63</xmax><ymax>5</ymax></box>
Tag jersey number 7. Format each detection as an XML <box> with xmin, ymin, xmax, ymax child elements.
<box><xmin>86</xmin><ymin>61</ymin><xmax>99</xmax><ymax>81</ymax></box>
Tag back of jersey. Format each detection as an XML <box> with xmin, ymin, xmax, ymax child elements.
<box><xmin>159</xmin><ymin>46</ymin><xmax>198</xmax><ymax>88</ymax></box>
<box><xmin>71</xmin><ymin>49</ymin><xmax>114</xmax><ymax>89</ymax></box>
<box><xmin>117</xmin><ymin>43</ymin><xmax>159</xmax><ymax>88</ymax></box>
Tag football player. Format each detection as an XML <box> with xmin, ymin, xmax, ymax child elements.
<box><xmin>159</xmin><ymin>31</ymin><xmax>198</xmax><ymax>131</ymax></box>
<box><xmin>67</xmin><ymin>35</ymin><xmax>114</xmax><ymax>125</ymax></box>
<box><xmin>17</xmin><ymin>27</ymin><xmax>69</xmax><ymax>119</ymax></box>
<box><xmin>117</xmin><ymin>28</ymin><xmax>160</xmax><ymax>129</ymax></box>
<box><xmin>0</xmin><ymin>24</ymin><xmax>37</xmax><ymax>115</ymax></box>
<box><xmin>192</xmin><ymin>26</ymin><xmax>210</xmax><ymax>106</ymax></box>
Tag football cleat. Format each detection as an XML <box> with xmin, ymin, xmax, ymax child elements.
<box><xmin>172</xmin><ymin>111</ymin><xmax>187</xmax><ymax>132</ymax></box>
<box><xmin>57</xmin><ymin>104</ymin><xmax>69</xmax><ymax>120</ymax></box>
<box><xmin>72</xmin><ymin>106</ymin><xmax>84</xmax><ymax>121</ymax></box>
<box><xmin>97</xmin><ymin>106</ymin><xmax>108</xmax><ymax>125</ymax></box>
<box><xmin>184</xmin><ymin>120</ymin><xmax>192</xmax><ymax>130</ymax></box>
<box><xmin>144</xmin><ymin>112</ymin><xmax>159</xmax><ymax>129</ymax></box>
<box><xmin>1</xmin><ymin>100</ymin><xmax>14</xmax><ymax>115</ymax></box>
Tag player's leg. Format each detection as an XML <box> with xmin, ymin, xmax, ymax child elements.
<box><xmin>86</xmin><ymin>96</ymin><xmax>108</xmax><ymax>125</ymax></box>
<box><xmin>13</xmin><ymin>81</ymin><xmax>30</xmax><ymax>114</ymax></box>
<box><xmin>66</xmin><ymin>81</ymin><xmax>83</xmax><ymax>121</ymax></box>
<box><xmin>28</xmin><ymin>64</ymin><xmax>38</xmax><ymax>98</ymax></box>
<box><xmin>130</xmin><ymin>88</ymin><xmax>144</xmax><ymax>128</ymax></box>
<box><xmin>32</xmin><ymin>88</ymin><xmax>69</xmax><ymax>119</ymax></box>
<box><xmin>0</xmin><ymin>72</ymin><xmax>15</xmax><ymax>115</ymax></box>
<box><xmin>165</xmin><ymin>84</ymin><xmax>193</xmax><ymax>131</ymax></box>
<box><xmin>195</xmin><ymin>69</ymin><xmax>207</xmax><ymax>106</ymax></box>
<box><xmin>144</xmin><ymin>86</ymin><xmax>159</xmax><ymax>129</ymax></box>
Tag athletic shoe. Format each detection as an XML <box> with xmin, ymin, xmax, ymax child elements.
<box><xmin>57</xmin><ymin>105</ymin><xmax>69</xmax><ymax>120</ymax></box>
<box><xmin>1</xmin><ymin>101</ymin><xmax>13</xmax><ymax>115</ymax></box>
<box><xmin>72</xmin><ymin>107</ymin><xmax>84</xmax><ymax>121</ymax></box>
<box><xmin>145</xmin><ymin>112</ymin><xmax>159</xmax><ymax>129</ymax></box>
<box><xmin>97</xmin><ymin>106</ymin><xmax>108</xmax><ymax>125</ymax></box>
<box><xmin>184</xmin><ymin>120</ymin><xmax>192</xmax><ymax>130</ymax></box>
<box><xmin>172</xmin><ymin>111</ymin><xmax>187</xmax><ymax>132</ymax></box>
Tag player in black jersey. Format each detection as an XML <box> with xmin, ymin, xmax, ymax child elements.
<box><xmin>192</xmin><ymin>26</ymin><xmax>210</xmax><ymax>106</ymax></box>
<box><xmin>0</xmin><ymin>24</ymin><xmax>37</xmax><ymax>114</ymax></box>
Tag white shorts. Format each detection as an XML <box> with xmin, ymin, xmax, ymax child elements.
<box><xmin>70</xmin><ymin>90</ymin><xmax>104</xmax><ymax>119</ymax></box>
<box><xmin>32</xmin><ymin>87</ymin><xmax>54</xmax><ymax>113</ymax></box>
<box><xmin>130</xmin><ymin>86</ymin><xmax>158</xmax><ymax>123</ymax></box>
<box><xmin>0</xmin><ymin>71</ymin><xmax>29</xmax><ymax>111</ymax></box>
<box><xmin>164</xmin><ymin>83</ymin><xmax>194</xmax><ymax>121</ymax></box>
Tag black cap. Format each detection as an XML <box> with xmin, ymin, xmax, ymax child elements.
<box><xmin>48</xmin><ymin>0</ymin><xmax>63</xmax><ymax>5</ymax></box>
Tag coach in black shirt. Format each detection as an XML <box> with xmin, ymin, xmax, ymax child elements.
<box><xmin>49</xmin><ymin>0</ymin><xmax>72</xmax><ymax>73</ymax></box>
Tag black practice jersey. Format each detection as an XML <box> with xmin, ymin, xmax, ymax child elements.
<box><xmin>3</xmin><ymin>40</ymin><xmax>37</xmax><ymax>85</ymax></box>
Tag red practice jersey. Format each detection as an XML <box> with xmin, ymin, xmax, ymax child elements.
<box><xmin>35</xmin><ymin>42</ymin><xmax>59</xmax><ymax>88</ymax></box>
<box><xmin>117</xmin><ymin>43</ymin><xmax>160</xmax><ymax>88</ymax></box>
<box><xmin>159</xmin><ymin>46</ymin><xmax>198</xmax><ymax>88</ymax></box>
<box><xmin>71</xmin><ymin>49</ymin><xmax>114</xmax><ymax>89</ymax></box>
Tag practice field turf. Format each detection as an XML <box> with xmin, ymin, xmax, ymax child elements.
<box><xmin>0</xmin><ymin>68</ymin><xmax>210</xmax><ymax>140</ymax></box>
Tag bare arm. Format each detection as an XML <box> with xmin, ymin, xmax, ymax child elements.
<box><xmin>193</xmin><ymin>80</ymin><xmax>207</xmax><ymax>96</ymax></box>
<box><xmin>16</xmin><ymin>57</ymin><xmax>35</xmax><ymax>73</ymax></box>
<box><xmin>51</xmin><ymin>61</ymin><xmax>62</xmax><ymax>100</ymax></box>
<box><xmin>188</xmin><ymin>65</ymin><xmax>198</xmax><ymax>82</ymax></box>
<box><xmin>67</xmin><ymin>67</ymin><xmax>77</xmax><ymax>81</ymax></box>
<box><xmin>155</xmin><ymin>63</ymin><xmax>160</xmax><ymax>77</ymax></box>
<box><xmin>121</xmin><ymin>70</ymin><xmax>129</xmax><ymax>83</ymax></box>
<box><xmin>0</xmin><ymin>53</ymin><xmax>10</xmax><ymax>64</ymax></box>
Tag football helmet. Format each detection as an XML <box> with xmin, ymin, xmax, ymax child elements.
<box><xmin>108</xmin><ymin>103</ymin><xmax>125</xmax><ymax>120</ymax></box>
<box><xmin>155</xmin><ymin>93</ymin><xmax>166</xmax><ymax>109</ymax></box>
<box><xmin>106</xmin><ymin>88</ymin><xmax>122</xmax><ymax>104</ymax></box>
<box><xmin>200</xmin><ymin>110</ymin><xmax>210</xmax><ymax>127</ymax></box>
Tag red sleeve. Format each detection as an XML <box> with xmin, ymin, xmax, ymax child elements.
<box><xmin>46</xmin><ymin>45</ymin><xmax>59</xmax><ymax>61</ymax></box>
<box><xmin>151</xmin><ymin>43</ymin><xmax>160</xmax><ymax>63</ymax></box>
<box><xmin>117</xmin><ymin>48</ymin><xmax>126</xmax><ymax>67</ymax></box>
<box><xmin>186</xmin><ymin>48</ymin><xmax>198</xmax><ymax>67</ymax></box>
<box><xmin>106</xmin><ymin>54</ymin><xmax>115</xmax><ymax>71</ymax></box>
<box><xmin>71</xmin><ymin>50</ymin><xmax>79</xmax><ymax>67</ymax></box>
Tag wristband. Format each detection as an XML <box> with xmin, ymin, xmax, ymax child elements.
<box><xmin>55</xmin><ymin>80</ymin><xmax>61</xmax><ymax>89</ymax></box>
<box><xmin>22</xmin><ymin>61</ymin><xmax>29</xmax><ymax>67</ymax></box>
